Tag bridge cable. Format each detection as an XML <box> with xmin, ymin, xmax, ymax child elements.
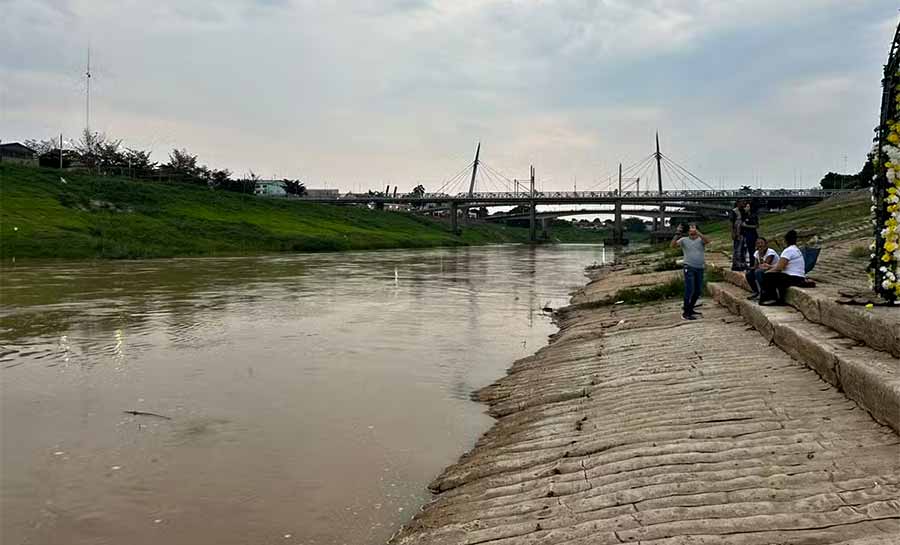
<box><xmin>433</xmin><ymin>161</ymin><xmax>475</xmax><ymax>194</ymax></box>
<box><xmin>660</xmin><ymin>153</ymin><xmax>716</xmax><ymax>191</ymax></box>
<box><xmin>585</xmin><ymin>153</ymin><xmax>655</xmax><ymax>190</ymax></box>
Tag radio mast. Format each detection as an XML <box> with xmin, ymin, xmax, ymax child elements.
<box><xmin>85</xmin><ymin>46</ymin><xmax>92</xmax><ymax>133</ymax></box>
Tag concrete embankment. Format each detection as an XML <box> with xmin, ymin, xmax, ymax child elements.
<box><xmin>390</xmin><ymin>262</ymin><xmax>900</xmax><ymax>544</ymax></box>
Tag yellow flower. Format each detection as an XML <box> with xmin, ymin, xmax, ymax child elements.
<box><xmin>865</xmin><ymin>303</ymin><xmax>874</xmax><ymax>310</ymax></box>
<box><xmin>890</xmin><ymin>133</ymin><xmax>900</xmax><ymax>144</ymax></box>
<box><xmin>887</xmin><ymin>242</ymin><xmax>898</xmax><ymax>252</ymax></box>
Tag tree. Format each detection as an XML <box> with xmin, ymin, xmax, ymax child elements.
<box><xmin>122</xmin><ymin>148</ymin><xmax>157</xmax><ymax>177</ymax></box>
<box><xmin>412</xmin><ymin>184</ymin><xmax>425</xmax><ymax>197</ymax></box>
<box><xmin>623</xmin><ymin>217</ymin><xmax>648</xmax><ymax>233</ymax></box>
<box><xmin>281</xmin><ymin>179</ymin><xmax>307</xmax><ymax>197</ymax></box>
<box><xmin>23</xmin><ymin>138</ymin><xmax>57</xmax><ymax>155</ymax></box>
<box><xmin>73</xmin><ymin>129</ymin><xmax>118</xmax><ymax>171</ymax></box>
<box><xmin>819</xmin><ymin>153</ymin><xmax>874</xmax><ymax>190</ymax></box>
<box><xmin>165</xmin><ymin>148</ymin><xmax>200</xmax><ymax>180</ymax></box>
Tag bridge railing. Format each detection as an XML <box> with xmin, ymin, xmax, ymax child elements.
<box><xmin>302</xmin><ymin>188</ymin><xmax>856</xmax><ymax>201</ymax></box>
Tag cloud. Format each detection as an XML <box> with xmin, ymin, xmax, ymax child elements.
<box><xmin>1</xmin><ymin>0</ymin><xmax>897</xmax><ymax>189</ymax></box>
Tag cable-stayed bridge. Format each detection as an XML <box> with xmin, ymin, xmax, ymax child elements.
<box><xmin>297</xmin><ymin>137</ymin><xmax>853</xmax><ymax>243</ymax></box>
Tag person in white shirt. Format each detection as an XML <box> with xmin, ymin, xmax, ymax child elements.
<box><xmin>760</xmin><ymin>229</ymin><xmax>806</xmax><ymax>305</ymax></box>
<box><xmin>745</xmin><ymin>237</ymin><xmax>779</xmax><ymax>300</ymax></box>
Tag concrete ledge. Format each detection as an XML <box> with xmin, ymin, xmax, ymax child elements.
<box><xmin>716</xmin><ymin>267</ymin><xmax>900</xmax><ymax>358</ymax></box>
<box><xmin>709</xmin><ymin>281</ymin><xmax>900</xmax><ymax>434</ymax></box>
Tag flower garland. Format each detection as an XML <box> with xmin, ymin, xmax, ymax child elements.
<box><xmin>875</xmin><ymin>115</ymin><xmax>900</xmax><ymax>300</ymax></box>
<box><xmin>870</xmin><ymin>32</ymin><xmax>900</xmax><ymax>303</ymax></box>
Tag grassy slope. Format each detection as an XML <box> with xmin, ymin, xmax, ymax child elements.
<box><xmin>0</xmin><ymin>164</ymin><xmax>606</xmax><ymax>260</ymax></box>
<box><xmin>709</xmin><ymin>191</ymin><xmax>869</xmax><ymax>247</ymax></box>
<box><xmin>640</xmin><ymin>190</ymin><xmax>871</xmax><ymax>256</ymax></box>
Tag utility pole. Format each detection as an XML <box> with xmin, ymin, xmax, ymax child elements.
<box><xmin>59</xmin><ymin>134</ymin><xmax>63</xmax><ymax>169</ymax></box>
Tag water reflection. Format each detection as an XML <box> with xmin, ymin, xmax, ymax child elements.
<box><xmin>1</xmin><ymin>244</ymin><xmax>610</xmax><ymax>545</ymax></box>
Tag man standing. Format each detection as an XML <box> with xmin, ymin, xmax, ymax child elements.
<box><xmin>671</xmin><ymin>223</ymin><xmax>710</xmax><ymax>320</ymax></box>
<box><xmin>730</xmin><ymin>200</ymin><xmax>745</xmax><ymax>271</ymax></box>
<box><xmin>741</xmin><ymin>201</ymin><xmax>759</xmax><ymax>268</ymax></box>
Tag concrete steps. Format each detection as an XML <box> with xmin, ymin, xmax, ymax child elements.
<box><xmin>708</xmin><ymin>281</ymin><xmax>900</xmax><ymax>434</ymax></box>
<box><xmin>716</xmin><ymin>267</ymin><xmax>900</xmax><ymax>358</ymax></box>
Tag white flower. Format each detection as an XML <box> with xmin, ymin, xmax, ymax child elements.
<box><xmin>883</xmin><ymin>280</ymin><xmax>893</xmax><ymax>289</ymax></box>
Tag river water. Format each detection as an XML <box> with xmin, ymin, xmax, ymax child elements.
<box><xmin>0</xmin><ymin>244</ymin><xmax>611</xmax><ymax>545</ymax></box>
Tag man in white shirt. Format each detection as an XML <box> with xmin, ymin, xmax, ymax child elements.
<box><xmin>760</xmin><ymin>230</ymin><xmax>806</xmax><ymax>306</ymax></box>
<box><xmin>745</xmin><ymin>237</ymin><xmax>779</xmax><ymax>300</ymax></box>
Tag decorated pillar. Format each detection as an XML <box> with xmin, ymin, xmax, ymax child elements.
<box><xmin>871</xmin><ymin>22</ymin><xmax>900</xmax><ymax>303</ymax></box>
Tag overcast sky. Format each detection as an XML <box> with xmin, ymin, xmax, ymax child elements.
<box><xmin>2</xmin><ymin>1</ymin><xmax>898</xmax><ymax>192</ymax></box>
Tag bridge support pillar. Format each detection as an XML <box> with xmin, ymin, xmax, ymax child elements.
<box><xmin>375</xmin><ymin>201</ymin><xmax>385</xmax><ymax>211</ymax></box>
<box><xmin>540</xmin><ymin>217</ymin><xmax>549</xmax><ymax>240</ymax></box>
<box><xmin>450</xmin><ymin>202</ymin><xmax>459</xmax><ymax>234</ymax></box>
<box><xmin>529</xmin><ymin>201</ymin><xmax>537</xmax><ymax>242</ymax></box>
<box><xmin>614</xmin><ymin>200</ymin><xmax>623</xmax><ymax>244</ymax></box>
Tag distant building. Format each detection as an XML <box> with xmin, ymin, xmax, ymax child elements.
<box><xmin>304</xmin><ymin>188</ymin><xmax>340</xmax><ymax>198</ymax></box>
<box><xmin>0</xmin><ymin>142</ymin><xmax>37</xmax><ymax>166</ymax></box>
<box><xmin>254</xmin><ymin>180</ymin><xmax>287</xmax><ymax>197</ymax></box>
<box><xmin>254</xmin><ymin>181</ymin><xmax>341</xmax><ymax>198</ymax></box>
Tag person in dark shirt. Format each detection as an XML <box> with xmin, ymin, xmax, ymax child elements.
<box><xmin>740</xmin><ymin>201</ymin><xmax>759</xmax><ymax>270</ymax></box>
<box><xmin>730</xmin><ymin>200</ymin><xmax>745</xmax><ymax>271</ymax></box>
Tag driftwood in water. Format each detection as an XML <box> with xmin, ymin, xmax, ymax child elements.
<box><xmin>124</xmin><ymin>410</ymin><xmax>172</xmax><ymax>420</ymax></box>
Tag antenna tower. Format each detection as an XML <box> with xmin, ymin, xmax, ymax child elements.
<box><xmin>85</xmin><ymin>46</ymin><xmax>92</xmax><ymax>133</ymax></box>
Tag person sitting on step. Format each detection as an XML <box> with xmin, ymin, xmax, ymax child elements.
<box><xmin>759</xmin><ymin>229</ymin><xmax>806</xmax><ymax>306</ymax></box>
<box><xmin>745</xmin><ymin>237</ymin><xmax>779</xmax><ymax>300</ymax></box>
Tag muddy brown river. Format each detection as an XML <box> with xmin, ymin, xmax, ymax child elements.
<box><xmin>0</xmin><ymin>244</ymin><xmax>611</xmax><ymax>545</ymax></box>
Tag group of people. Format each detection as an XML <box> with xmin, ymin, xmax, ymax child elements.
<box><xmin>672</xmin><ymin>219</ymin><xmax>807</xmax><ymax>321</ymax></box>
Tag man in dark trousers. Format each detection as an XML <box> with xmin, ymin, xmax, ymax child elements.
<box><xmin>730</xmin><ymin>200</ymin><xmax>745</xmax><ymax>271</ymax></box>
<box><xmin>671</xmin><ymin>223</ymin><xmax>710</xmax><ymax>320</ymax></box>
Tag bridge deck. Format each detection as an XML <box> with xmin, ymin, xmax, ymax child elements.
<box><xmin>295</xmin><ymin>189</ymin><xmax>852</xmax><ymax>205</ymax></box>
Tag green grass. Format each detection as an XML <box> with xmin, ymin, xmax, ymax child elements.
<box><xmin>849</xmin><ymin>245</ymin><xmax>870</xmax><ymax>259</ymax></box>
<box><xmin>570</xmin><ymin>265</ymin><xmax>723</xmax><ymax>311</ymax></box>
<box><xmin>698</xmin><ymin>191</ymin><xmax>870</xmax><ymax>251</ymax></box>
<box><xmin>0</xmin><ymin>164</ymin><xmax>609</xmax><ymax>260</ymax></box>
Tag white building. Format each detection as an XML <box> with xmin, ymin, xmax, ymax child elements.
<box><xmin>254</xmin><ymin>180</ymin><xmax>287</xmax><ymax>197</ymax></box>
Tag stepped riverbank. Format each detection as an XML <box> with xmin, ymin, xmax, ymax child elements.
<box><xmin>390</xmin><ymin>191</ymin><xmax>900</xmax><ymax>544</ymax></box>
